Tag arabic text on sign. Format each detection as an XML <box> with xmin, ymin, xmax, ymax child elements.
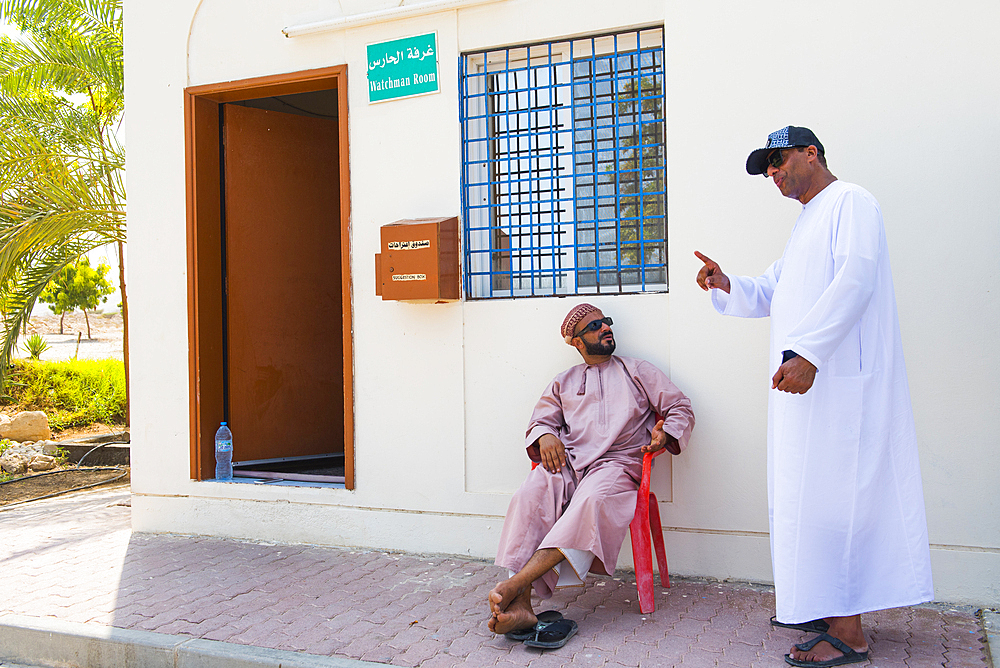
<box><xmin>392</xmin><ymin>274</ymin><xmax>427</xmax><ymax>282</ymax></box>
<box><xmin>387</xmin><ymin>240</ymin><xmax>431</xmax><ymax>250</ymax></box>
<box><xmin>368</xmin><ymin>45</ymin><xmax>436</xmax><ymax>71</ymax></box>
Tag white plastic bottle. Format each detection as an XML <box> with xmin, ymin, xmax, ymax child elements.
<box><xmin>215</xmin><ymin>422</ymin><xmax>233</xmax><ymax>481</ymax></box>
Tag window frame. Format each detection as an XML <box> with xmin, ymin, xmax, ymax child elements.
<box><xmin>460</xmin><ymin>27</ymin><xmax>668</xmax><ymax>300</ymax></box>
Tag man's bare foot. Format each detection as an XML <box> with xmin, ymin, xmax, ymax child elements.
<box><xmin>788</xmin><ymin>615</ymin><xmax>867</xmax><ymax>664</ymax></box>
<box><xmin>788</xmin><ymin>636</ymin><xmax>869</xmax><ymax>664</ymax></box>
<box><xmin>488</xmin><ymin>579</ymin><xmax>522</xmax><ymax>617</ymax></box>
<box><xmin>487</xmin><ymin>581</ymin><xmax>536</xmax><ymax>634</ymax></box>
<box><xmin>491</xmin><ymin>606</ymin><xmax>537</xmax><ymax>635</ymax></box>
<box><xmin>487</xmin><ymin>550</ymin><xmax>563</xmax><ymax>635</ymax></box>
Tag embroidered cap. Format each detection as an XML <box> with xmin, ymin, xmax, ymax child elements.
<box><xmin>746</xmin><ymin>126</ymin><xmax>825</xmax><ymax>175</ymax></box>
<box><xmin>561</xmin><ymin>303</ymin><xmax>599</xmax><ymax>344</ymax></box>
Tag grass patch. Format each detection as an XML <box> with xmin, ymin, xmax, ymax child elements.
<box><xmin>4</xmin><ymin>359</ymin><xmax>125</xmax><ymax>431</ymax></box>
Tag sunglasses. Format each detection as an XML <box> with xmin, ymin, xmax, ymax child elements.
<box><xmin>766</xmin><ymin>148</ymin><xmax>791</xmax><ymax>171</ymax></box>
<box><xmin>575</xmin><ymin>317</ymin><xmax>613</xmax><ymax>336</ymax></box>
<box><xmin>766</xmin><ymin>146</ymin><xmax>807</xmax><ymax>171</ymax></box>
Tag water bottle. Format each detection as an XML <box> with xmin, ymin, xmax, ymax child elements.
<box><xmin>215</xmin><ymin>422</ymin><xmax>233</xmax><ymax>481</ymax></box>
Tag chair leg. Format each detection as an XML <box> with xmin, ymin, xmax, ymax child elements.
<box><xmin>630</xmin><ymin>496</ymin><xmax>655</xmax><ymax>614</ymax></box>
<box><xmin>648</xmin><ymin>492</ymin><xmax>669</xmax><ymax>588</ymax></box>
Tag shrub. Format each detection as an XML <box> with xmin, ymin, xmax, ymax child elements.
<box><xmin>5</xmin><ymin>359</ymin><xmax>126</xmax><ymax>430</ymax></box>
<box><xmin>22</xmin><ymin>334</ymin><xmax>50</xmax><ymax>361</ymax></box>
<box><xmin>0</xmin><ymin>439</ymin><xmax>16</xmax><ymax>482</ymax></box>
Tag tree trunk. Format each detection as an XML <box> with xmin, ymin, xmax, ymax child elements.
<box><xmin>83</xmin><ymin>309</ymin><xmax>91</xmax><ymax>339</ymax></box>
<box><xmin>59</xmin><ymin>311</ymin><xmax>65</xmax><ymax>335</ymax></box>
<box><xmin>117</xmin><ymin>239</ymin><xmax>129</xmax><ymax>426</ymax></box>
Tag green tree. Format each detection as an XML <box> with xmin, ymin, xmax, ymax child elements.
<box><xmin>39</xmin><ymin>255</ymin><xmax>114</xmax><ymax>337</ymax></box>
<box><xmin>0</xmin><ymin>0</ymin><xmax>127</xmax><ymax>419</ymax></box>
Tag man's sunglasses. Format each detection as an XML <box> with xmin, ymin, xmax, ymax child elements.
<box><xmin>767</xmin><ymin>147</ymin><xmax>803</xmax><ymax>171</ymax></box>
<box><xmin>575</xmin><ymin>317</ymin><xmax>613</xmax><ymax>336</ymax></box>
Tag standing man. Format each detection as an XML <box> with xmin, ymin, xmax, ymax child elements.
<box><xmin>488</xmin><ymin>304</ymin><xmax>694</xmax><ymax>647</ymax></box>
<box><xmin>695</xmin><ymin>126</ymin><xmax>933</xmax><ymax>667</ymax></box>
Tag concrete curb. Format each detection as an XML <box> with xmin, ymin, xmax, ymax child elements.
<box><xmin>0</xmin><ymin>614</ymin><xmax>385</xmax><ymax>668</ymax></box>
<box><xmin>984</xmin><ymin>609</ymin><xmax>999</xmax><ymax>668</ymax></box>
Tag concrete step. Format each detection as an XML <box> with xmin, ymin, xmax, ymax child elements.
<box><xmin>0</xmin><ymin>615</ymin><xmax>385</xmax><ymax>668</ymax></box>
<box><xmin>57</xmin><ymin>432</ymin><xmax>129</xmax><ymax>466</ymax></box>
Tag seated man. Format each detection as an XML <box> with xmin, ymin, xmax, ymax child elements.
<box><xmin>488</xmin><ymin>303</ymin><xmax>695</xmax><ymax>637</ymax></box>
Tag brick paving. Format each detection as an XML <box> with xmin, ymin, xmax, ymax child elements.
<box><xmin>0</xmin><ymin>487</ymin><xmax>991</xmax><ymax>667</ymax></box>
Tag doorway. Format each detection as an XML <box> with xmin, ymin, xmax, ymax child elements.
<box><xmin>185</xmin><ymin>66</ymin><xmax>354</xmax><ymax>488</ymax></box>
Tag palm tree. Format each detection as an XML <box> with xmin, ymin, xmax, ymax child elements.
<box><xmin>0</xmin><ymin>0</ymin><xmax>127</xmax><ymax>418</ymax></box>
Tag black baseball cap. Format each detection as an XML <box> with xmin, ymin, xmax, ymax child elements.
<box><xmin>746</xmin><ymin>126</ymin><xmax>825</xmax><ymax>175</ymax></box>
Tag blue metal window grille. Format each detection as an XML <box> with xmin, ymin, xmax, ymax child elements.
<box><xmin>460</xmin><ymin>27</ymin><xmax>666</xmax><ymax>299</ymax></box>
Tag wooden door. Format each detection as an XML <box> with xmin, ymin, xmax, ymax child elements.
<box><xmin>223</xmin><ymin>104</ymin><xmax>343</xmax><ymax>462</ymax></box>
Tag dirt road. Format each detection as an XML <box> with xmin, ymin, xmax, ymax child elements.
<box><xmin>16</xmin><ymin>311</ymin><xmax>123</xmax><ymax>362</ymax></box>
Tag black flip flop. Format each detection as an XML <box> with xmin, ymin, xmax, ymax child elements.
<box><xmin>771</xmin><ymin>616</ymin><xmax>831</xmax><ymax>634</ymax></box>
<box><xmin>504</xmin><ymin>610</ymin><xmax>563</xmax><ymax>641</ymax></box>
<box><xmin>784</xmin><ymin>632</ymin><xmax>870</xmax><ymax>667</ymax></box>
<box><xmin>523</xmin><ymin>618</ymin><xmax>578</xmax><ymax>649</ymax></box>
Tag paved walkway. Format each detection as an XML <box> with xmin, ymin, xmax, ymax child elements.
<box><xmin>0</xmin><ymin>487</ymin><xmax>990</xmax><ymax>667</ymax></box>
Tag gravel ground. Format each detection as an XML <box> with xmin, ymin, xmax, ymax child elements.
<box><xmin>15</xmin><ymin>311</ymin><xmax>123</xmax><ymax>362</ymax></box>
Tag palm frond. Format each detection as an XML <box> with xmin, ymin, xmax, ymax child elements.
<box><xmin>0</xmin><ymin>236</ymin><xmax>98</xmax><ymax>384</ymax></box>
<box><xmin>0</xmin><ymin>91</ymin><xmax>118</xmax><ymax>155</ymax></box>
<box><xmin>0</xmin><ymin>0</ymin><xmax>122</xmax><ymax>48</ymax></box>
<box><xmin>0</xmin><ymin>0</ymin><xmax>122</xmax><ymax>113</ymax></box>
<box><xmin>0</xmin><ymin>0</ymin><xmax>125</xmax><ymax>392</ymax></box>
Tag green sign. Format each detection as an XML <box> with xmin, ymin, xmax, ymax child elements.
<box><xmin>367</xmin><ymin>33</ymin><xmax>439</xmax><ymax>103</ymax></box>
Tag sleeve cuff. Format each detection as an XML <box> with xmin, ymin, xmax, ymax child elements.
<box><xmin>525</xmin><ymin>425</ymin><xmax>558</xmax><ymax>451</ymax></box>
<box><xmin>784</xmin><ymin>345</ymin><xmax>821</xmax><ymax>370</ymax></box>
<box><xmin>710</xmin><ymin>288</ymin><xmax>731</xmax><ymax>314</ymax></box>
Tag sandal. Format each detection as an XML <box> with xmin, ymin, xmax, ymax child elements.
<box><xmin>504</xmin><ymin>610</ymin><xmax>563</xmax><ymax>642</ymax></box>
<box><xmin>784</xmin><ymin>632</ymin><xmax>870</xmax><ymax>667</ymax></box>
<box><xmin>771</xmin><ymin>615</ymin><xmax>830</xmax><ymax>634</ymax></box>
<box><xmin>523</xmin><ymin>618</ymin><xmax>578</xmax><ymax>649</ymax></box>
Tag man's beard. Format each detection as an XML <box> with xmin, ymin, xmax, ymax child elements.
<box><xmin>583</xmin><ymin>335</ymin><xmax>615</xmax><ymax>356</ymax></box>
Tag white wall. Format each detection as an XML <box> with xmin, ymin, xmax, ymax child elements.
<box><xmin>663</xmin><ymin>0</ymin><xmax>1000</xmax><ymax>604</ymax></box>
<box><xmin>124</xmin><ymin>0</ymin><xmax>999</xmax><ymax>607</ymax></box>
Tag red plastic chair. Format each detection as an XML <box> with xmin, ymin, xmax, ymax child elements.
<box><xmin>529</xmin><ymin>447</ymin><xmax>669</xmax><ymax>614</ymax></box>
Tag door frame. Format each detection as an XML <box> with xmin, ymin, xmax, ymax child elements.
<box><xmin>184</xmin><ymin>65</ymin><xmax>354</xmax><ymax>488</ymax></box>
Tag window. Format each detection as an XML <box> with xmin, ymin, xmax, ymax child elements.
<box><xmin>460</xmin><ymin>27</ymin><xmax>666</xmax><ymax>299</ymax></box>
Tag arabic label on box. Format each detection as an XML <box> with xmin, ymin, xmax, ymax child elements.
<box><xmin>387</xmin><ymin>239</ymin><xmax>431</xmax><ymax>251</ymax></box>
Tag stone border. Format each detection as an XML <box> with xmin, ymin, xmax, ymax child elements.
<box><xmin>983</xmin><ymin>609</ymin><xmax>999</xmax><ymax>668</ymax></box>
<box><xmin>0</xmin><ymin>614</ymin><xmax>386</xmax><ymax>668</ymax></box>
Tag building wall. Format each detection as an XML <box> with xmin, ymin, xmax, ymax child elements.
<box><xmin>124</xmin><ymin>0</ymin><xmax>1000</xmax><ymax>606</ymax></box>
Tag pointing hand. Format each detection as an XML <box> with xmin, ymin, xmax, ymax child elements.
<box><xmin>694</xmin><ymin>250</ymin><xmax>731</xmax><ymax>294</ymax></box>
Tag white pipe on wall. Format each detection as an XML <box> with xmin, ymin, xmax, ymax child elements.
<box><xmin>282</xmin><ymin>0</ymin><xmax>508</xmax><ymax>37</ymax></box>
